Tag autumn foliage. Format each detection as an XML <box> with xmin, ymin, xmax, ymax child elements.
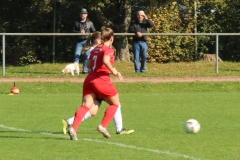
<box><xmin>147</xmin><ymin>1</ymin><xmax>195</xmax><ymax>63</ymax></box>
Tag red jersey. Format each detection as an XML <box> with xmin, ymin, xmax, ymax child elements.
<box><xmin>83</xmin><ymin>45</ymin><xmax>117</xmax><ymax>99</ymax></box>
<box><xmin>88</xmin><ymin>45</ymin><xmax>115</xmax><ymax>75</ymax></box>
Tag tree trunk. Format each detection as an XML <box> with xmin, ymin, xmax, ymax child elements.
<box><xmin>114</xmin><ymin>0</ymin><xmax>132</xmax><ymax>61</ymax></box>
<box><xmin>93</xmin><ymin>0</ymin><xmax>132</xmax><ymax>62</ymax></box>
<box><xmin>114</xmin><ymin>36</ymin><xmax>130</xmax><ymax>61</ymax></box>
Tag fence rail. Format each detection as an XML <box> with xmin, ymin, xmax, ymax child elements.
<box><xmin>1</xmin><ymin>33</ymin><xmax>240</xmax><ymax>36</ymax></box>
<box><xmin>1</xmin><ymin>33</ymin><xmax>240</xmax><ymax>76</ymax></box>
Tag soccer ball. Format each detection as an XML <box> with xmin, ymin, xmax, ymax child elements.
<box><xmin>184</xmin><ymin>119</ymin><xmax>200</xmax><ymax>133</ymax></box>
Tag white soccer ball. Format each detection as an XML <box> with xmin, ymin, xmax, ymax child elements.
<box><xmin>184</xmin><ymin>119</ymin><xmax>200</xmax><ymax>133</ymax></box>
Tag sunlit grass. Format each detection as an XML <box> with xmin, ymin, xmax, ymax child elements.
<box><xmin>0</xmin><ymin>82</ymin><xmax>240</xmax><ymax>160</ymax></box>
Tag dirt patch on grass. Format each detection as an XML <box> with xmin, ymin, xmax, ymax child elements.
<box><xmin>0</xmin><ymin>76</ymin><xmax>240</xmax><ymax>83</ymax></box>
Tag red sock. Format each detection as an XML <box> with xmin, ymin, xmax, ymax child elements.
<box><xmin>101</xmin><ymin>104</ymin><xmax>118</xmax><ymax>127</ymax></box>
<box><xmin>72</xmin><ymin>105</ymin><xmax>89</xmax><ymax>131</ymax></box>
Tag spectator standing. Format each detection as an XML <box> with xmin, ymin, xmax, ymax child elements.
<box><xmin>129</xmin><ymin>10</ymin><xmax>154</xmax><ymax>73</ymax></box>
<box><xmin>73</xmin><ymin>8</ymin><xmax>95</xmax><ymax>74</ymax></box>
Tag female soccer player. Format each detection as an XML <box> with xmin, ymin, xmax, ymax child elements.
<box><xmin>67</xmin><ymin>29</ymin><xmax>132</xmax><ymax>140</ymax></box>
<box><xmin>63</xmin><ymin>32</ymin><xmax>133</xmax><ymax>136</ymax></box>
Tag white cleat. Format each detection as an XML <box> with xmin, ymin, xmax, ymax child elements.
<box><xmin>97</xmin><ymin>125</ymin><xmax>111</xmax><ymax>138</ymax></box>
<box><xmin>68</xmin><ymin>127</ymin><xmax>78</xmax><ymax>141</ymax></box>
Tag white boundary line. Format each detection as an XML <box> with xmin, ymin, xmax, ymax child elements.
<box><xmin>0</xmin><ymin>124</ymin><xmax>204</xmax><ymax>160</ymax></box>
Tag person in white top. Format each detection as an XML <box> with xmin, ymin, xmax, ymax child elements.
<box><xmin>81</xmin><ymin>32</ymin><xmax>99</xmax><ymax>73</ymax></box>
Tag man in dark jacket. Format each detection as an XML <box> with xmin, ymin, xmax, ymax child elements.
<box><xmin>73</xmin><ymin>8</ymin><xmax>95</xmax><ymax>74</ymax></box>
<box><xmin>129</xmin><ymin>10</ymin><xmax>154</xmax><ymax>73</ymax></box>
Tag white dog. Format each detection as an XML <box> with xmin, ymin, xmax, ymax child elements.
<box><xmin>61</xmin><ymin>63</ymin><xmax>79</xmax><ymax>76</ymax></box>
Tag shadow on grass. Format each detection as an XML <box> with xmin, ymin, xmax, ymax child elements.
<box><xmin>220</xmin><ymin>69</ymin><xmax>240</xmax><ymax>72</ymax></box>
<box><xmin>0</xmin><ymin>130</ymin><xmax>67</xmax><ymax>140</ymax></box>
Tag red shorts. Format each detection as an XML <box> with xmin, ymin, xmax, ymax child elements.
<box><xmin>83</xmin><ymin>73</ymin><xmax>118</xmax><ymax>99</ymax></box>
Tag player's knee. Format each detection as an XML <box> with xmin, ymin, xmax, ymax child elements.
<box><xmin>89</xmin><ymin>107</ymin><xmax>98</xmax><ymax>116</ymax></box>
<box><xmin>91</xmin><ymin>111</ymin><xmax>97</xmax><ymax>116</ymax></box>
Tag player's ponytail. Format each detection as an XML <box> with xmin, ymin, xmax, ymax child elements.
<box><xmin>82</xmin><ymin>33</ymin><xmax>93</xmax><ymax>54</ymax></box>
<box><xmin>90</xmin><ymin>31</ymin><xmax>101</xmax><ymax>44</ymax></box>
<box><xmin>100</xmin><ymin>26</ymin><xmax>114</xmax><ymax>45</ymax></box>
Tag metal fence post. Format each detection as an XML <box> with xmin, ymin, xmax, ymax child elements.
<box><xmin>216</xmin><ymin>34</ymin><xmax>219</xmax><ymax>74</ymax></box>
<box><xmin>2</xmin><ymin>34</ymin><xmax>5</xmax><ymax>76</ymax></box>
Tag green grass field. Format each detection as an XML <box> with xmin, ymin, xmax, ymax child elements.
<box><xmin>0</xmin><ymin>82</ymin><xmax>240</xmax><ymax>160</ymax></box>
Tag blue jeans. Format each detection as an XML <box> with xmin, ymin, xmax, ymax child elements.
<box><xmin>132</xmin><ymin>41</ymin><xmax>147</xmax><ymax>72</ymax></box>
<box><xmin>73</xmin><ymin>40</ymin><xmax>87</xmax><ymax>63</ymax></box>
